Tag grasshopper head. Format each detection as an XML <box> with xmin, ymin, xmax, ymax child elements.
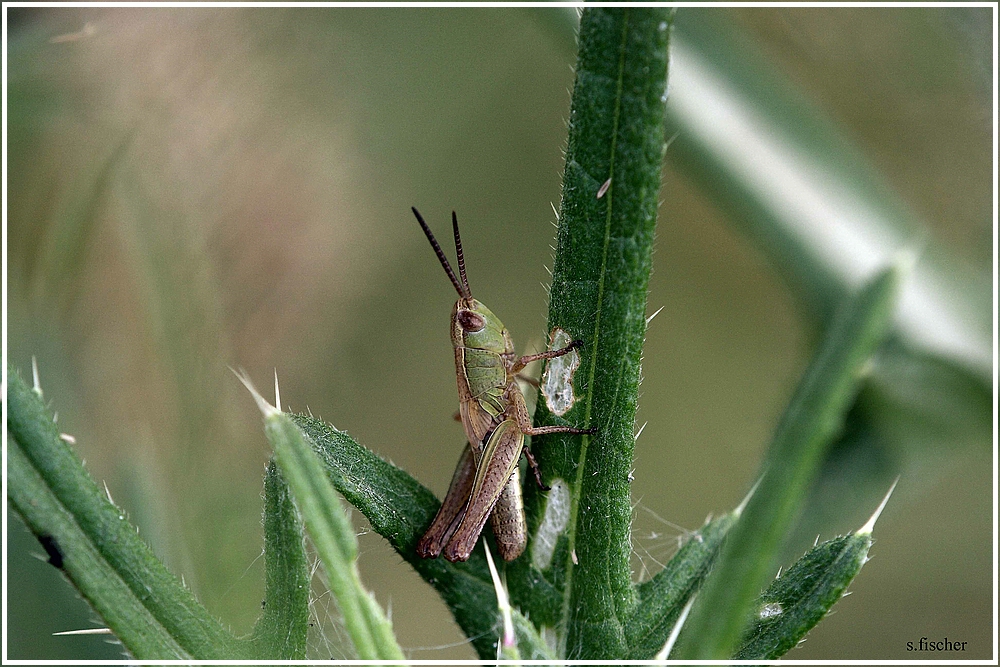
<box><xmin>452</xmin><ymin>297</ymin><xmax>513</xmax><ymax>354</ymax></box>
<box><xmin>413</xmin><ymin>208</ymin><xmax>514</xmax><ymax>354</ymax></box>
<box><xmin>413</xmin><ymin>207</ymin><xmax>514</xmax><ymax>355</ymax></box>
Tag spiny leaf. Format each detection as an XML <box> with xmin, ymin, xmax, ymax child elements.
<box><xmin>735</xmin><ymin>532</ymin><xmax>873</xmax><ymax>659</ymax></box>
<box><xmin>512</xmin><ymin>608</ymin><xmax>556</xmax><ymax>661</ymax></box>
<box><xmin>258</xmin><ymin>407</ymin><xmax>403</xmax><ymax>661</ymax></box>
<box><xmin>6</xmin><ymin>365</ymin><xmax>243</xmax><ymax>659</ymax></box>
<box><xmin>626</xmin><ymin>512</ymin><xmax>736</xmax><ymax>659</ymax></box>
<box><xmin>288</xmin><ymin>413</ymin><xmax>504</xmax><ymax>660</ymax></box>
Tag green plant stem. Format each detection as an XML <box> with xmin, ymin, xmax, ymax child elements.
<box><xmin>532</xmin><ymin>8</ymin><xmax>990</xmax><ymax>381</ymax></box>
<box><xmin>677</xmin><ymin>264</ymin><xmax>902</xmax><ymax>659</ymax></box>
<box><xmin>507</xmin><ymin>7</ymin><xmax>672</xmax><ymax>659</ymax></box>
<box><xmin>249</xmin><ymin>460</ymin><xmax>310</xmax><ymax>658</ymax></box>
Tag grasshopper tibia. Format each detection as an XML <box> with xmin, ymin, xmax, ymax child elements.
<box><xmin>522</xmin><ymin>446</ymin><xmax>550</xmax><ymax>491</ymax></box>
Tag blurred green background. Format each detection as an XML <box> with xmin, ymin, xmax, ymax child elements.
<box><xmin>5</xmin><ymin>7</ymin><xmax>993</xmax><ymax>660</ymax></box>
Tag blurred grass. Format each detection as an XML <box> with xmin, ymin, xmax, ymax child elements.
<box><xmin>5</xmin><ymin>7</ymin><xmax>992</xmax><ymax>660</ymax></box>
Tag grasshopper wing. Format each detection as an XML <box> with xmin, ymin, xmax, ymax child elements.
<box><xmin>443</xmin><ymin>419</ymin><xmax>524</xmax><ymax>562</ymax></box>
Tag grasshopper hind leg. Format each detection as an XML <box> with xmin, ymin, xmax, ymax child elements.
<box><xmin>489</xmin><ymin>467</ymin><xmax>527</xmax><ymax>561</ymax></box>
<box><xmin>417</xmin><ymin>444</ymin><xmax>475</xmax><ymax>559</ymax></box>
<box><xmin>442</xmin><ymin>420</ymin><xmax>523</xmax><ymax>562</ymax></box>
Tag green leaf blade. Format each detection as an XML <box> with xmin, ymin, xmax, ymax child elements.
<box><xmin>512</xmin><ymin>608</ymin><xmax>556</xmax><ymax>661</ymax></box>
<box><xmin>8</xmin><ymin>436</ymin><xmax>191</xmax><ymax>659</ymax></box>
<box><xmin>6</xmin><ymin>365</ymin><xmax>241</xmax><ymax>659</ymax></box>
<box><xmin>626</xmin><ymin>512</ymin><xmax>736</xmax><ymax>659</ymax></box>
<box><xmin>678</xmin><ymin>264</ymin><xmax>902</xmax><ymax>660</ymax></box>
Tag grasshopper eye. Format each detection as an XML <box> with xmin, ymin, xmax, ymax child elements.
<box><xmin>457</xmin><ymin>310</ymin><xmax>486</xmax><ymax>332</ymax></box>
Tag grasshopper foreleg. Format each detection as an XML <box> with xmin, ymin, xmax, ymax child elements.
<box><xmin>511</xmin><ymin>339</ymin><xmax>584</xmax><ymax>373</ymax></box>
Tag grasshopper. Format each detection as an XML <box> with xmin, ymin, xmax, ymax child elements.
<box><xmin>412</xmin><ymin>208</ymin><xmax>594</xmax><ymax>562</ymax></box>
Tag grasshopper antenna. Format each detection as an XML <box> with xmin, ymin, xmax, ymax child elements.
<box><xmin>413</xmin><ymin>207</ymin><xmax>470</xmax><ymax>298</ymax></box>
<box><xmin>452</xmin><ymin>210</ymin><xmax>471</xmax><ymax>297</ymax></box>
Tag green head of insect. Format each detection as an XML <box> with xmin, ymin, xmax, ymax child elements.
<box><xmin>412</xmin><ymin>207</ymin><xmax>513</xmax><ymax>356</ymax></box>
